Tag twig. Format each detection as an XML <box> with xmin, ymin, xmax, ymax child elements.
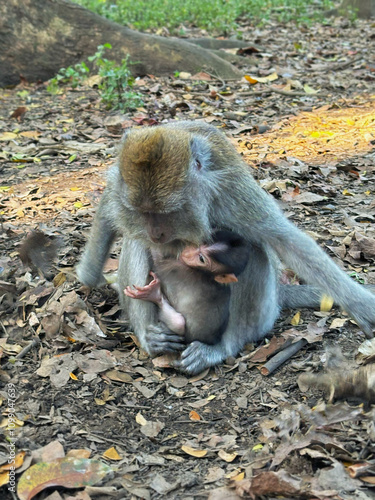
<box><xmin>0</xmin><ymin>319</ymin><xmax>8</xmax><ymax>336</ymax></box>
<box><xmin>2</xmin><ymin>338</ymin><xmax>40</xmax><ymax>370</ymax></box>
<box><xmin>259</xmin><ymin>339</ymin><xmax>307</xmax><ymax>376</ymax></box>
<box><xmin>171</xmin><ymin>89</ymin><xmax>215</xmax><ymax>104</ymax></box>
<box><xmin>172</xmin><ymin>88</ymin><xmax>232</xmax><ymax>101</ymax></box>
<box><xmin>307</xmin><ymin>55</ymin><xmax>363</xmax><ymax>72</ymax></box>
<box><xmin>203</xmin><ymin>70</ymin><xmax>226</xmax><ymax>90</ymax></box>
<box><xmin>239</xmin><ymin>85</ymin><xmax>328</xmax><ymax>98</ymax></box>
<box><xmin>172</xmin><ymin>419</ymin><xmax>214</xmax><ymax>424</ymax></box>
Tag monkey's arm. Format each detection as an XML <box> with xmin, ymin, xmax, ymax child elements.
<box><xmin>124</xmin><ymin>273</ymin><xmax>186</xmax><ymax>336</ymax></box>
<box><xmin>76</xmin><ymin>192</ymin><xmax>117</xmax><ymax>287</ymax></box>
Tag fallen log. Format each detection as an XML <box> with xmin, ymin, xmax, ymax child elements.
<box><xmin>0</xmin><ymin>0</ymin><xmax>242</xmax><ymax>87</ymax></box>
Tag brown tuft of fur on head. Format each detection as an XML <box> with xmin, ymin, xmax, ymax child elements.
<box><xmin>119</xmin><ymin>127</ymin><xmax>192</xmax><ymax>211</ymax></box>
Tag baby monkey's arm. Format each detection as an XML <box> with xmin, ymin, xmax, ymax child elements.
<box><xmin>125</xmin><ymin>272</ymin><xmax>185</xmax><ymax>336</ymax></box>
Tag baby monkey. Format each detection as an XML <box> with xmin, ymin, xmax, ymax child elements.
<box><xmin>125</xmin><ymin>230</ymin><xmax>250</xmax><ymax>345</ymax></box>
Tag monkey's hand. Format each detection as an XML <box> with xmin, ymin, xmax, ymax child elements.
<box><xmin>176</xmin><ymin>341</ymin><xmax>225</xmax><ymax>375</ymax></box>
<box><xmin>124</xmin><ymin>273</ymin><xmax>162</xmax><ymax>305</ymax></box>
<box><xmin>76</xmin><ymin>261</ymin><xmax>107</xmax><ymax>288</ymax></box>
<box><xmin>144</xmin><ymin>324</ymin><xmax>186</xmax><ymax>355</ymax></box>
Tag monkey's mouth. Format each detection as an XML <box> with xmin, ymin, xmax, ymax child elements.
<box><xmin>152</xmin><ymin>238</ymin><xmax>196</xmax><ymax>256</ymax></box>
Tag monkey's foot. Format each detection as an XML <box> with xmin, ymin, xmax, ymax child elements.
<box><xmin>124</xmin><ymin>272</ymin><xmax>162</xmax><ymax>305</ymax></box>
<box><xmin>175</xmin><ymin>341</ymin><xmax>224</xmax><ymax>375</ymax></box>
<box><xmin>145</xmin><ymin>324</ymin><xmax>186</xmax><ymax>355</ymax></box>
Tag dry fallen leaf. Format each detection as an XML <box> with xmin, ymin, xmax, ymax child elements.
<box><xmin>232</xmin><ymin>470</ymin><xmax>303</xmax><ymax>498</ymax></box>
<box><xmin>152</xmin><ymin>352</ymin><xmax>180</xmax><ymax>368</ymax></box>
<box><xmin>0</xmin><ymin>451</ymin><xmax>26</xmax><ymax>485</ymax></box>
<box><xmin>231</xmin><ymin>472</ymin><xmax>245</xmax><ymax>481</ymax></box>
<box><xmin>53</xmin><ymin>272</ymin><xmax>66</xmax><ymax>287</ymax></box>
<box><xmin>330</xmin><ymin>317</ymin><xmax>347</xmax><ymax>329</ymax></box>
<box><xmin>140</xmin><ymin>420</ymin><xmax>165</xmax><ymax>438</ymax></box>
<box><xmin>136</xmin><ymin>412</ymin><xmax>148</xmax><ymax>426</ymax></box>
<box><xmin>244</xmin><ymin>72</ymin><xmax>278</xmax><ymax>84</ymax></box>
<box><xmin>104</xmin><ymin>369</ymin><xmax>133</xmax><ymax>383</ymax></box>
<box><xmin>66</xmin><ymin>449</ymin><xmax>91</xmax><ymax>459</ymax></box>
<box><xmin>0</xmin><ymin>132</ymin><xmax>18</xmax><ymax>141</ymax></box>
<box><xmin>102</xmin><ymin>447</ymin><xmax>122</xmax><ymax>461</ymax></box>
<box><xmin>181</xmin><ymin>445</ymin><xmax>208</xmax><ymax>458</ymax></box>
<box><xmin>218</xmin><ymin>450</ymin><xmax>237</xmax><ymax>463</ymax></box>
<box><xmin>189</xmin><ymin>410</ymin><xmax>201</xmax><ymax>421</ymax></box>
<box><xmin>290</xmin><ymin>311</ymin><xmax>300</xmax><ymax>326</ymax></box>
<box><xmin>356</xmin><ymin>338</ymin><xmax>375</xmax><ymax>364</ymax></box>
<box><xmin>361</xmin><ymin>476</ymin><xmax>375</xmax><ymax>485</ymax></box>
<box><xmin>320</xmin><ymin>294</ymin><xmax>334</xmax><ymax>312</ymax></box>
<box><xmin>17</xmin><ymin>457</ymin><xmax>112</xmax><ymax>500</ymax></box>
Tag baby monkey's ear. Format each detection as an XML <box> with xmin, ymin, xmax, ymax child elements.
<box><xmin>214</xmin><ymin>273</ymin><xmax>238</xmax><ymax>284</ymax></box>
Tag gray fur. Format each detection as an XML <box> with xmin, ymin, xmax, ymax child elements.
<box><xmin>77</xmin><ymin>121</ymin><xmax>375</xmax><ymax>374</ymax></box>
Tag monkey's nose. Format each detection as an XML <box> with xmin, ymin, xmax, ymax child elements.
<box><xmin>150</xmin><ymin>233</ymin><xmax>167</xmax><ymax>244</ymax></box>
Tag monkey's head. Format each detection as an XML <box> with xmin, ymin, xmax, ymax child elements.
<box><xmin>180</xmin><ymin>230</ymin><xmax>250</xmax><ymax>283</ymax></box>
<box><xmin>116</xmin><ymin>126</ymin><xmax>217</xmax><ymax>252</ymax></box>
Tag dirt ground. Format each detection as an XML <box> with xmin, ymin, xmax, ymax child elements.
<box><xmin>1</xmin><ymin>14</ymin><xmax>375</xmax><ymax>500</ymax></box>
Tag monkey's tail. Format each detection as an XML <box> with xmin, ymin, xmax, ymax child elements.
<box><xmin>279</xmin><ymin>285</ymin><xmax>322</xmax><ymax>309</ymax></box>
<box><xmin>280</xmin><ymin>283</ymin><xmax>375</xmax><ymax>310</ymax></box>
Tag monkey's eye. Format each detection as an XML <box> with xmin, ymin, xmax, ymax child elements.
<box><xmin>195</xmin><ymin>159</ymin><xmax>202</xmax><ymax>170</ymax></box>
<box><xmin>199</xmin><ymin>254</ymin><xmax>205</xmax><ymax>263</ymax></box>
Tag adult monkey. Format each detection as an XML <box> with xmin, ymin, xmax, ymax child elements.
<box><xmin>77</xmin><ymin>121</ymin><xmax>375</xmax><ymax>374</ymax></box>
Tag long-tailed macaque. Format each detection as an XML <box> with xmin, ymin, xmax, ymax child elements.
<box><xmin>125</xmin><ymin>230</ymin><xmax>250</xmax><ymax>344</ymax></box>
<box><xmin>77</xmin><ymin>121</ymin><xmax>375</xmax><ymax>375</ymax></box>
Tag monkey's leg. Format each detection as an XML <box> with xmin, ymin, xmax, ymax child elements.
<box><xmin>76</xmin><ymin>195</ymin><xmax>117</xmax><ymax>287</ymax></box>
<box><xmin>124</xmin><ymin>273</ymin><xmax>186</xmax><ymax>335</ymax></box>
<box><xmin>118</xmin><ymin>239</ymin><xmax>186</xmax><ymax>353</ymax></box>
<box><xmin>177</xmin><ymin>243</ymin><xmax>280</xmax><ymax>374</ymax></box>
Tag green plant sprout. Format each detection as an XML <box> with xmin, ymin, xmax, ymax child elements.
<box><xmin>48</xmin><ymin>44</ymin><xmax>143</xmax><ymax>111</ymax></box>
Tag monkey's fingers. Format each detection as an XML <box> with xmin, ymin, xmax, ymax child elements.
<box><xmin>176</xmin><ymin>341</ymin><xmax>214</xmax><ymax>375</ymax></box>
<box><xmin>125</xmin><ymin>285</ymin><xmax>147</xmax><ymax>296</ymax></box>
<box><xmin>124</xmin><ymin>287</ymin><xmax>138</xmax><ymax>298</ymax></box>
<box><xmin>134</xmin><ymin>279</ymin><xmax>159</xmax><ymax>292</ymax></box>
<box><xmin>145</xmin><ymin>326</ymin><xmax>186</xmax><ymax>355</ymax></box>
<box><xmin>149</xmin><ymin>272</ymin><xmax>161</xmax><ymax>287</ymax></box>
<box><xmin>125</xmin><ymin>289</ymin><xmax>150</xmax><ymax>300</ymax></box>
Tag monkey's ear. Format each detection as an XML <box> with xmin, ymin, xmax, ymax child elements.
<box><xmin>190</xmin><ymin>136</ymin><xmax>211</xmax><ymax>171</ymax></box>
<box><xmin>214</xmin><ymin>273</ymin><xmax>238</xmax><ymax>284</ymax></box>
